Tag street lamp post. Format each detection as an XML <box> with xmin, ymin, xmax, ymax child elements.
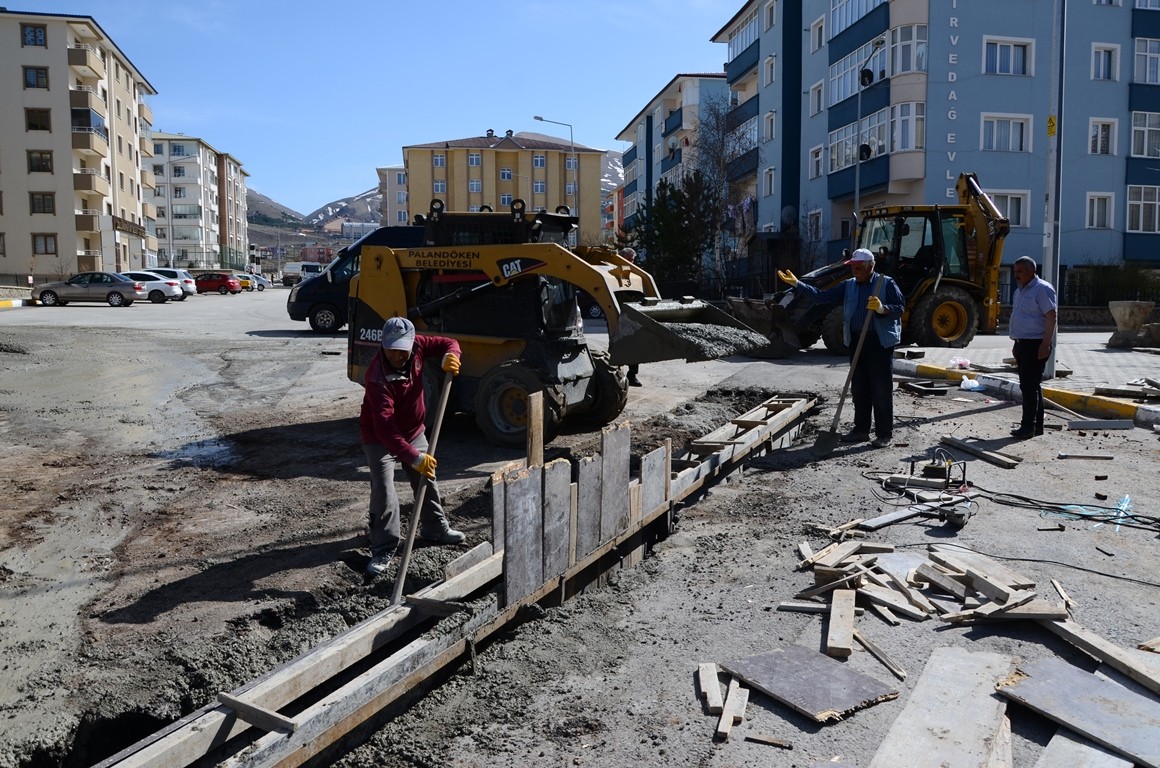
<box><xmin>853</xmin><ymin>37</ymin><xmax>886</xmax><ymax>226</ymax></box>
<box><xmin>533</xmin><ymin>115</ymin><xmax>577</xmax><ymax>231</ymax></box>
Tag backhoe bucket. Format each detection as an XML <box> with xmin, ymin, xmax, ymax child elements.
<box><xmin>609</xmin><ymin>297</ymin><xmax>772</xmax><ymax>365</ymax></box>
<box><xmin>724</xmin><ymin>296</ymin><xmax>801</xmax><ymax>357</ymax></box>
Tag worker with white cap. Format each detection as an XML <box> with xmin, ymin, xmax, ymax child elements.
<box><xmin>777</xmin><ymin>248</ymin><xmax>905</xmax><ymax>448</ymax></box>
<box><xmin>359</xmin><ymin>317</ymin><xmax>464</xmax><ymax>576</ymax></box>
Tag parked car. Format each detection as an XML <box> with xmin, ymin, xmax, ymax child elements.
<box><xmin>195</xmin><ymin>273</ymin><xmax>242</xmax><ymax>295</ymax></box>
<box><xmin>32</xmin><ymin>272</ymin><xmax>147</xmax><ymax>307</ymax></box>
<box><xmin>577</xmin><ymin>290</ymin><xmax>605</xmax><ymax>320</ymax></box>
<box><xmin>147</xmin><ymin>267</ymin><xmax>197</xmax><ymax>299</ymax></box>
<box><xmin>232</xmin><ymin>274</ymin><xmax>255</xmax><ymax>292</ymax></box>
<box><xmin>120</xmin><ymin>271</ymin><xmax>183</xmax><ymax>304</ymax></box>
<box><xmin>248</xmin><ymin>274</ymin><xmax>273</xmax><ymax>291</ymax></box>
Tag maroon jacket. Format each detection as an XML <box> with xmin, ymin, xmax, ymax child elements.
<box><xmin>359</xmin><ymin>334</ymin><xmax>461</xmax><ymax>465</ymax></box>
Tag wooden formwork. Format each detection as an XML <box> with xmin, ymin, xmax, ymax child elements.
<box><xmin>96</xmin><ymin>392</ymin><xmax>816</xmax><ymax>768</ymax></box>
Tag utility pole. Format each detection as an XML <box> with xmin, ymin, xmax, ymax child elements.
<box><xmin>1042</xmin><ymin>0</ymin><xmax>1066</xmax><ymax>379</ymax></box>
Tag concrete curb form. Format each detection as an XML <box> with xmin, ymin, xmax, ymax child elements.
<box><xmin>892</xmin><ymin>359</ymin><xmax>1159</xmax><ymax>429</ymax></box>
<box><xmin>0</xmin><ymin>298</ymin><xmax>29</xmax><ymax>309</ymax></box>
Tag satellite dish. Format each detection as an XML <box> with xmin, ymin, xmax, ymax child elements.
<box><xmin>781</xmin><ymin>206</ymin><xmax>797</xmax><ymax>226</ymax></box>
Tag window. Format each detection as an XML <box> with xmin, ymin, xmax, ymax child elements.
<box><xmin>30</xmin><ymin>192</ymin><xmax>55</xmax><ymax>214</ymax></box>
<box><xmin>533</xmin><ymin>154</ymin><xmax>546</xmax><ymax>168</ymax></box>
<box><xmin>396</xmin><ymin>191</ymin><xmax>407</xmax><ymax>204</ymax></box>
<box><xmin>396</xmin><ymin>210</ymin><xmax>408</xmax><ymax>223</ymax></box>
<box><xmin>985</xmin><ymin>39</ymin><xmax>1031</xmax><ymax>75</ymax></box>
<box><xmin>25</xmin><ymin>109</ymin><xmax>50</xmax><ymax>131</ymax></box>
<box><xmin>809</xmin><ymin>82</ymin><xmax>824</xmax><ymax>116</ymax></box>
<box><xmin>154</xmin><ymin>142</ymin><xmax>164</xmax><ymax>155</ymax></box>
<box><xmin>469</xmin><ymin>179</ymin><xmax>482</xmax><ymax>192</ymax></box>
<box><xmin>811</xmin><ymin>16</ymin><xmax>825</xmax><ymax>52</ymax></box>
<box><xmin>830</xmin><ymin>0</ymin><xmax>887</xmax><ymax>39</ymax></box>
<box><xmin>156</xmin><ymin>227</ymin><xmax>167</xmax><ymax>239</ymax></box>
<box><xmin>828</xmin><ymin>108</ymin><xmax>889</xmax><ymax>171</ymax></box>
<box><xmin>155</xmin><ymin>185</ymin><xmax>165</xmax><ymax>197</ymax></box>
<box><xmin>1095</xmin><ymin>0</ymin><xmax>1118</xmax><ymax>6</ymax></box>
<box><xmin>0</xmin><ymin>233</ymin><xmax>5</xmax><ymax>256</ymax></box>
<box><xmin>1093</xmin><ymin>45</ymin><xmax>1118</xmax><ymax>80</ymax></box>
<box><xmin>809</xmin><ymin>146</ymin><xmax>824</xmax><ymax>178</ymax></box>
<box><xmin>533</xmin><ymin>180</ymin><xmax>546</xmax><ymax>194</ymax></box>
<box><xmin>33</xmin><ymin>234</ymin><xmax>57</xmax><ymax>255</ymax></box>
<box><xmin>1136</xmin><ymin>38</ymin><xmax>1160</xmax><ymax>83</ymax></box>
<box><xmin>1128</xmin><ymin>185</ymin><xmax>1160</xmax><ymax>231</ymax></box>
<box><xmin>157</xmin><ymin>207</ymin><xmax>166</xmax><ymax>218</ymax></box>
<box><xmin>565</xmin><ymin>156</ymin><xmax>578</xmax><ymax>170</ymax></box>
<box><xmin>27</xmin><ymin>150</ymin><xmax>53</xmax><ymax>173</ymax></box>
<box><xmin>764</xmin><ymin>1</ymin><xmax>778</xmax><ymax>29</ymax></box>
<box><xmin>23</xmin><ymin>67</ymin><xmax>49</xmax><ymax>89</ymax></box>
<box><xmin>396</xmin><ymin>171</ymin><xmax>406</xmax><ymax>184</ymax></box>
<box><xmin>764</xmin><ymin>111</ymin><xmax>777</xmax><ymax>141</ymax></box>
<box><xmin>173</xmin><ymin>187</ymin><xmax>187</xmax><ymax>199</ymax></box>
<box><xmin>1087</xmin><ymin>194</ymin><xmax>1112</xmax><ymax>228</ymax></box>
<box><xmin>891</xmin><ymin>25</ymin><xmax>928</xmax><ymax>75</ymax></box>
<box><xmin>989</xmin><ymin>191</ymin><xmax>1029</xmax><ymax>227</ymax></box>
<box><xmin>1132</xmin><ymin>111</ymin><xmax>1160</xmax><ymax>156</ymax></box>
<box><xmin>829</xmin><ymin>40</ymin><xmax>888</xmax><ymax>105</ymax></box>
<box><xmin>433</xmin><ymin>153</ymin><xmax>446</xmax><ymax>167</ymax></box>
<box><xmin>891</xmin><ymin>102</ymin><xmax>926</xmax><ymax>151</ymax></box>
<box><xmin>982</xmin><ymin>115</ymin><xmax>1030</xmax><ymax>152</ymax></box>
<box><xmin>500</xmin><ymin>167</ymin><xmax>513</xmax><ymax>180</ymax></box>
<box><xmin>468</xmin><ymin>152</ymin><xmax>481</xmax><ymax>166</ymax></box>
<box><xmin>764</xmin><ymin>55</ymin><xmax>777</xmax><ymax>86</ymax></box>
<box><xmin>763</xmin><ymin>168</ymin><xmax>776</xmax><ymax>197</ymax></box>
<box><xmin>1138</xmin><ymin>0</ymin><xmax>1160</xmax><ymax>7</ymax></box>
<box><xmin>500</xmin><ymin>193</ymin><xmax>513</xmax><ymax>205</ymax></box>
<box><xmin>433</xmin><ymin>179</ymin><xmax>446</xmax><ymax>193</ymax></box>
<box><xmin>22</xmin><ymin>23</ymin><xmax>47</xmax><ymax>46</ymax></box>
<box><xmin>727</xmin><ymin>8</ymin><xmax>759</xmax><ymax>61</ymax></box>
<box><xmin>172</xmin><ymin>166</ymin><xmax>186</xmax><ymax>178</ymax></box>
<box><xmin>1090</xmin><ymin>119</ymin><xmax>1116</xmax><ymax>154</ymax></box>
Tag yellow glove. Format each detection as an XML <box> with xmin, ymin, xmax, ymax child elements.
<box><xmin>776</xmin><ymin>269</ymin><xmax>799</xmax><ymax>286</ymax></box>
<box><xmin>867</xmin><ymin>296</ymin><xmax>885</xmax><ymax>314</ymax></box>
<box><xmin>412</xmin><ymin>453</ymin><xmax>437</xmax><ymax>479</ymax></box>
<box><xmin>441</xmin><ymin>352</ymin><xmax>460</xmax><ymax>376</ymax></box>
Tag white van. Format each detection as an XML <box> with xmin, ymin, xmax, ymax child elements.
<box><xmin>282</xmin><ymin>262</ymin><xmax>323</xmax><ymax>286</ymax></box>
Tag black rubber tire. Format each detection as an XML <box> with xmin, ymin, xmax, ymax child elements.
<box><xmin>107</xmin><ymin>291</ymin><xmax>126</xmax><ymax>307</ymax></box>
<box><xmin>256</xmin><ymin>284</ymin><xmax>265</xmax><ymax>292</ymax></box>
<box><xmin>39</xmin><ymin>291</ymin><xmax>59</xmax><ymax>307</ymax></box>
<box><xmin>910</xmin><ymin>285</ymin><xmax>978</xmax><ymax>348</ymax></box>
<box><xmin>474</xmin><ymin>362</ymin><xmax>562</xmax><ymax>447</ymax></box>
<box><xmin>576</xmin><ymin>351</ymin><xmax>627</xmax><ymax>426</ymax></box>
<box><xmin>175</xmin><ymin>293</ymin><xmax>187</xmax><ymax>302</ymax></box>
<box><xmin>308</xmin><ymin>304</ymin><xmax>343</xmax><ymax>333</ymax></box>
<box><xmin>218</xmin><ymin>286</ymin><xmax>228</xmax><ymax>295</ymax></box>
<box><xmin>821</xmin><ymin>306</ymin><xmax>849</xmax><ymax>356</ymax></box>
<box><xmin>585</xmin><ymin>302</ymin><xmax>604</xmax><ymax>320</ymax></box>
<box><xmin>148</xmin><ymin>290</ymin><xmax>167</xmax><ymax>304</ymax></box>
<box><xmin>795</xmin><ymin>322</ymin><xmax>822</xmax><ymax>350</ymax></box>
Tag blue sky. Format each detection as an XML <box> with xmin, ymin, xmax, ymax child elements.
<box><xmin>23</xmin><ymin>0</ymin><xmax>733</xmax><ymax>214</ymax></box>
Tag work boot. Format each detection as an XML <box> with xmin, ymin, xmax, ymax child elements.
<box><xmin>871</xmin><ymin>435</ymin><xmax>892</xmax><ymax>448</ymax></box>
<box><xmin>1010</xmin><ymin>425</ymin><xmax>1034</xmax><ymax>439</ymax></box>
<box><xmin>419</xmin><ymin>525</ymin><xmax>466</xmax><ymax>545</ymax></box>
<box><xmin>366</xmin><ymin>549</ymin><xmax>396</xmax><ymax>576</ymax></box>
<box><xmin>839</xmin><ymin>430</ymin><xmax>870</xmax><ymax>443</ymax></box>
<box><xmin>628</xmin><ymin>376</ymin><xmax>643</xmax><ymax>387</ymax></box>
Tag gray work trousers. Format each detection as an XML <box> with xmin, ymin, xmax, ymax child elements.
<box><xmin>363</xmin><ymin>433</ymin><xmax>448</xmax><ymax>557</ymax></box>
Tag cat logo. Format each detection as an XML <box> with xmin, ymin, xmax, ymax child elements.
<box><xmin>498</xmin><ymin>257</ymin><xmax>546</xmax><ymax>280</ymax></box>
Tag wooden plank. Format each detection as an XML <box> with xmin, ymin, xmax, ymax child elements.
<box><xmin>984</xmin><ymin>715</ymin><xmax>1013</xmax><ymax>768</ymax></box>
<box><xmin>574</xmin><ymin>455</ymin><xmax>602</xmax><ymax>561</ymax></box>
<box><xmin>997</xmin><ymin>656</ymin><xmax>1160</xmax><ymax>768</ymax></box>
<box><xmin>491</xmin><ymin>467</ymin><xmax>506</xmax><ymax>554</ymax></box>
<box><xmin>599</xmin><ymin>424</ymin><xmax>630</xmax><ymax>542</ymax></box>
<box><xmin>402</xmin><ymin>595</ymin><xmax>474</xmax><ymax>617</ymax></box>
<box><xmin>639</xmin><ymin>445</ymin><xmax>667</xmax><ymax>516</ymax></box>
<box><xmin>502</xmin><ymin>465</ymin><xmax>543</xmax><ymax>607</ymax></box>
<box><xmin>526</xmin><ymin>390</ymin><xmax>543</xmax><ymax>467</ymax></box>
<box><xmin>697</xmin><ymin>663</ymin><xmax>724</xmax><ymax>714</ymax></box>
<box><xmin>1040</xmin><ymin>619</ymin><xmax>1160</xmax><ymax>697</ymax></box>
<box><xmin>567</xmin><ymin>482</ymin><xmax>578</xmax><ymax>568</ymax></box>
<box><xmin>853</xmin><ymin>628</ymin><xmax>906</xmax><ymax>681</ymax></box>
<box><xmin>541</xmin><ymin>459</ymin><xmax>571</xmax><ymax>581</ymax></box>
<box><xmin>1140</xmin><ymin>636</ymin><xmax>1160</xmax><ymax>654</ymax></box>
<box><xmin>216</xmin><ymin>692</ymin><xmax>297</xmax><ymax>733</ymax></box>
<box><xmin>813</xmin><ymin>540</ymin><xmax>863</xmax><ymax>568</ymax></box>
<box><xmin>825</xmin><ymin>589</ymin><xmax>856</xmax><ymax>658</ymax></box>
<box><xmin>916</xmin><ymin>562</ymin><xmax>969</xmax><ymax>599</ymax></box>
<box><xmin>868</xmin><ymin>647</ymin><xmax>1012</xmax><ymax>768</ymax></box>
<box><xmin>797</xmin><ymin>541</ymin><xmax>814</xmax><ymax>561</ymax></box>
<box><xmin>721</xmin><ymin>644</ymin><xmax>899</xmax><ymax>723</ymax></box>
<box><xmin>777</xmin><ymin>601</ymin><xmax>864</xmax><ymax>616</ymax></box>
<box><xmin>1033</xmin><ymin>729</ymin><xmax>1135</xmax><ymax>768</ymax></box>
<box><xmin>1068</xmin><ymin>419</ymin><xmax>1135</xmax><ymax>430</ymax></box>
<box><xmin>868</xmin><ymin>602</ymin><xmax>900</xmax><ymax>626</ymax></box>
<box><xmin>715</xmin><ymin>679</ymin><xmax>748</xmax><ymax>740</ymax></box>
<box><xmin>859</xmin><ymin>504</ymin><xmax>942</xmax><ymax>530</ymax></box>
<box><xmin>442</xmin><ymin>541</ymin><xmax>493</xmax><ymax>582</ymax></box>
<box><xmin>939</xmin><ymin>435</ymin><xmax>1020</xmax><ymax>468</ymax></box>
<box><xmin>929</xmin><ymin>545</ymin><xmax>1036</xmax><ymax>590</ymax></box>
<box><xmin>967</xmin><ymin>568</ymin><xmax>1017</xmax><ymax>603</ymax></box>
<box><xmin>857</xmin><ymin>584</ymin><xmax>930</xmax><ymax>621</ymax></box>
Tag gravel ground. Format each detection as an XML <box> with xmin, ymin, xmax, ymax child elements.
<box><xmin>1</xmin><ymin>300</ymin><xmax>1158</xmax><ymax>767</ymax></box>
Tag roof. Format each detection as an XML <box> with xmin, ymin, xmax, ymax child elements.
<box><xmin>403</xmin><ymin>131</ymin><xmax>601</xmax><ymax>153</ymax></box>
<box><xmin>615</xmin><ymin>73</ymin><xmax>727</xmax><ymax>140</ymax></box>
<box><xmin>711</xmin><ymin>0</ymin><xmax>762</xmax><ymax>42</ymax></box>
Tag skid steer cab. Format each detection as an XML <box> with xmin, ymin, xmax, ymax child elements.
<box><xmin>347</xmin><ymin>199</ymin><xmax>767</xmax><ymax>446</ymax></box>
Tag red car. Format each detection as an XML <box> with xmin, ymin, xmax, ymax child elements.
<box><xmin>195</xmin><ymin>272</ymin><xmax>242</xmax><ymax>295</ymax></box>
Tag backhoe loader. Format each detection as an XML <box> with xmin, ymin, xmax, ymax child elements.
<box><xmin>728</xmin><ymin>172</ymin><xmax>1010</xmax><ymax>355</ymax></box>
<box><xmin>347</xmin><ymin>199</ymin><xmax>767</xmax><ymax>445</ymax></box>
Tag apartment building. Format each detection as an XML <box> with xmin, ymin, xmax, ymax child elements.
<box><xmin>402</xmin><ymin>128</ymin><xmax>603</xmax><ymax>243</ymax></box>
<box><xmin>150</xmin><ymin>132</ymin><xmax>248</xmax><ymax>271</ymax></box>
<box><xmin>0</xmin><ymin>9</ymin><xmax>157</xmax><ymax>282</ymax></box>
<box><xmin>376</xmin><ymin>164</ymin><xmax>409</xmax><ymax>225</ymax></box>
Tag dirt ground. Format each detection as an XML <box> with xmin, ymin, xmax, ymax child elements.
<box><xmin>1</xmin><ymin>311</ymin><xmax>1159</xmax><ymax>768</ymax></box>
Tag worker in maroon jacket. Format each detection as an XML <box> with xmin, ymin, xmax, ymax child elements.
<box><xmin>360</xmin><ymin>317</ymin><xmax>464</xmax><ymax>576</ymax></box>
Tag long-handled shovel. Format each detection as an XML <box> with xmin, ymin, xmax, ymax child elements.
<box><xmin>391</xmin><ymin>373</ymin><xmax>454</xmax><ymax>605</ymax></box>
<box><xmin>814</xmin><ymin>279</ymin><xmax>884</xmax><ymax>455</ymax></box>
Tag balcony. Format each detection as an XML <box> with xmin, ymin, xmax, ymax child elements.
<box><xmin>73</xmin><ymin>168</ymin><xmax>110</xmax><ymax>196</ymax></box>
<box><xmin>75</xmin><ymin>210</ymin><xmax>102</xmax><ymax>232</ymax></box>
<box><xmin>142</xmin><ymin>201</ymin><xmax>157</xmax><ymax>219</ymax></box>
<box><xmin>139</xmin><ymin>134</ymin><xmax>154</xmax><ymax>158</ymax></box>
<box><xmin>140</xmin><ymin>168</ymin><xmax>156</xmax><ymax>189</ymax></box>
<box><xmin>146</xmin><ymin>235</ymin><xmax>159</xmax><ymax>251</ymax></box>
<box><xmin>68</xmin><ymin>45</ymin><xmax>106</xmax><ymax>79</ymax></box>
<box><xmin>663</xmin><ymin>107</ymin><xmax>684</xmax><ymax>137</ymax></box>
<box><xmin>725</xmin><ymin>148</ymin><xmax>759</xmax><ymax>182</ymax></box>
<box><xmin>72</xmin><ymin>128</ymin><xmax>109</xmax><ymax>158</ymax></box>
<box><xmin>138</xmin><ymin>100</ymin><xmax>153</xmax><ymax>127</ymax></box>
<box><xmin>69</xmin><ymin>87</ymin><xmax>107</xmax><ymax>119</ymax></box>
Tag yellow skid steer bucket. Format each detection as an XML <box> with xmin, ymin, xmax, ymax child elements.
<box><xmin>608</xmin><ymin>296</ymin><xmax>771</xmax><ymax>365</ymax></box>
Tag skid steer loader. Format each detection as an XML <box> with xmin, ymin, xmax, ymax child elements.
<box><xmin>728</xmin><ymin>172</ymin><xmax>1010</xmax><ymax>355</ymax></box>
<box><xmin>347</xmin><ymin>199</ymin><xmax>768</xmax><ymax>446</ymax></box>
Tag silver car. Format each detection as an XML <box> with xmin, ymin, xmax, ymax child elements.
<box><xmin>146</xmin><ymin>267</ymin><xmax>197</xmax><ymax>299</ymax></box>
<box><xmin>32</xmin><ymin>272</ymin><xmax>147</xmax><ymax>307</ymax></box>
<box><xmin>121</xmin><ymin>271</ymin><xmax>184</xmax><ymax>304</ymax></box>
<box><xmin>249</xmin><ymin>274</ymin><xmax>273</xmax><ymax>291</ymax></box>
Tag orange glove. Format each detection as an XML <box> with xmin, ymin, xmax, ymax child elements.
<box><xmin>441</xmin><ymin>352</ymin><xmax>460</xmax><ymax>376</ymax></box>
<box><xmin>867</xmin><ymin>296</ymin><xmax>885</xmax><ymax>314</ymax></box>
<box><xmin>776</xmin><ymin>269</ymin><xmax>799</xmax><ymax>286</ymax></box>
<box><xmin>412</xmin><ymin>453</ymin><xmax>437</xmax><ymax>479</ymax></box>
